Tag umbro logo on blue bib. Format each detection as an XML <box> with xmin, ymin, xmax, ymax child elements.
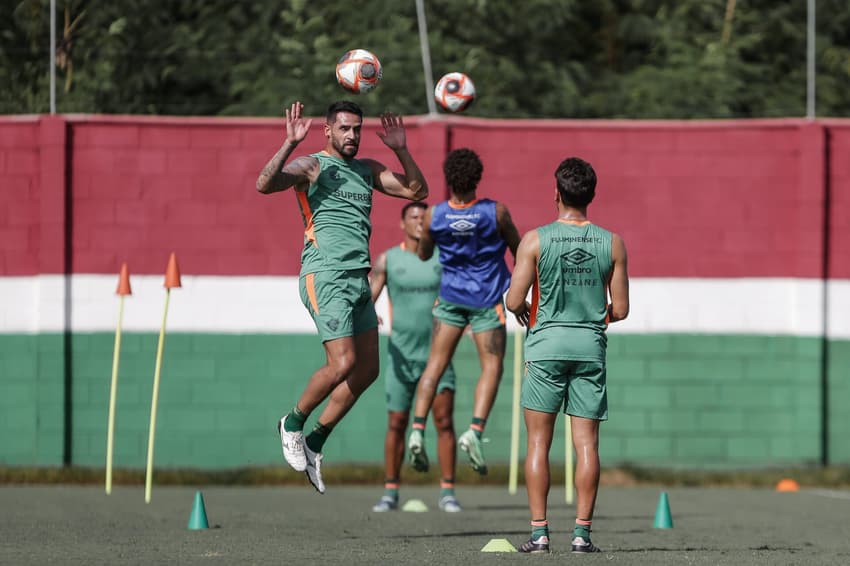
<box><xmin>449</xmin><ymin>219</ymin><xmax>476</xmax><ymax>232</ymax></box>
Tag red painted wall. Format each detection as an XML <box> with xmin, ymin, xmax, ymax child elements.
<box><xmin>1</xmin><ymin>115</ymin><xmax>847</xmax><ymax>279</ymax></box>
<box><xmin>0</xmin><ymin>118</ymin><xmax>41</xmax><ymax>275</ymax></box>
<box><xmin>826</xmin><ymin>123</ymin><xmax>850</xmax><ymax>279</ymax></box>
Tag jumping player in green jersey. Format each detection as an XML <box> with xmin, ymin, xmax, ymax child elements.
<box><xmin>506</xmin><ymin>157</ymin><xmax>629</xmax><ymax>554</ymax></box>
<box><xmin>369</xmin><ymin>202</ymin><xmax>462</xmax><ymax>513</ymax></box>
<box><xmin>256</xmin><ymin>100</ymin><xmax>428</xmax><ymax>494</ymax></box>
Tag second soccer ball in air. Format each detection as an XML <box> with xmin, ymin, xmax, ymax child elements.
<box><xmin>434</xmin><ymin>72</ymin><xmax>476</xmax><ymax>113</ymax></box>
<box><xmin>335</xmin><ymin>49</ymin><xmax>383</xmax><ymax>94</ymax></box>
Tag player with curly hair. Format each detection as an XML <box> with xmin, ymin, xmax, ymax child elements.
<box><xmin>407</xmin><ymin>148</ymin><xmax>521</xmax><ymax>476</ymax></box>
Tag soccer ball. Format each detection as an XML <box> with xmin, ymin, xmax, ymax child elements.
<box><xmin>335</xmin><ymin>49</ymin><xmax>383</xmax><ymax>94</ymax></box>
<box><xmin>434</xmin><ymin>72</ymin><xmax>476</xmax><ymax>112</ymax></box>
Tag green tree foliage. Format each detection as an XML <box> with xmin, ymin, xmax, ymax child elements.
<box><xmin>2</xmin><ymin>0</ymin><xmax>849</xmax><ymax>118</ymax></box>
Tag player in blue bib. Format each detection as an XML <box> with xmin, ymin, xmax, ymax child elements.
<box><xmin>407</xmin><ymin>148</ymin><xmax>521</xmax><ymax>476</ymax></box>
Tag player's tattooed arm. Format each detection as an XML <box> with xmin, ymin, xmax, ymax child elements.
<box><xmin>256</xmin><ymin>101</ymin><xmax>317</xmax><ymax>194</ymax></box>
<box><xmin>496</xmin><ymin>202</ymin><xmax>522</xmax><ymax>259</ymax></box>
<box><xmin>256</xmin><ymin>150</ymin><xmax>318</xmax><ymax>194</ymax></box>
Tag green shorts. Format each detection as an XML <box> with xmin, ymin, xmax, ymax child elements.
<box><xmin>385</xmin><ymin>341</ymin><xmax>455</xmax><ymax>413</ymax></box>
<box><xmin>521</xmin><ymin>360</ymin><xmax>608</xmax><ymax>420</ymax></box>
<box><xmin>299</xmin><ymin>269</ymin><xmax>378</xmax><ymax>342</ymax></box>
<box><xmin>432</xmin><ymin>298</ymin><xmax>506</xmax><ymax>333</ymax></box>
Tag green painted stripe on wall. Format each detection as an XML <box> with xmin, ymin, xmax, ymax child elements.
<box><xmin>1</xmin><ymin>333</ymin><xmax>848</xmax><ymax>468</ymax></box>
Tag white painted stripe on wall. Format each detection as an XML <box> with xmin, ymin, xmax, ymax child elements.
<box><xmin>0</xmin><ymin>275</ymin><xmax>848</xmax><ymax>338</ymax></box>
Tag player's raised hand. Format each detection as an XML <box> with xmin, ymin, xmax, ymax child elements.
<box><xmin>376</xmin><ymin>112</ymin><xmax>407</xmax><ymax>150</ymax></box>
<box><xmin>285</xmin><ymin>101</ymin><xmax>312</xmax><ymax>145</ymax></box>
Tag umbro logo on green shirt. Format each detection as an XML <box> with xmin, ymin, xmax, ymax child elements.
<box><xmin>561</xmin><ymin>249</ymin><xmax>595</xmax><ymax>265</ymax></box>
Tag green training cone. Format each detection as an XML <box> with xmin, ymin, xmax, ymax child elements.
<box><xmin>653</xmin><ymin>491</ymin><xmax>673</xmax><ymax>529</ymax></box>
<box><xmin>188</xmin><ymin>491</ymin><xmax>209</xmax><ymax>530</ymax></box>
<box><xmin>480</xmin><ymin>538</ymin><xmax>517</xmax><ymax>552</ymax></box>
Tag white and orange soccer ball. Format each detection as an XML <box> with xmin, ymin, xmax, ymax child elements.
<box><xmin>434</xmin><ymin>72</ymin><xmax>476</xmax><ymax>113</ymax></box>
<box><xmin>335</xmin><ymin>49</ymin><xmax>383</xmax><ymax>94</ymax></box>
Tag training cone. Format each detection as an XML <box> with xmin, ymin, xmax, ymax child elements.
<box><xmin>188</xmin><ymin>491</ymin><xmax>209</xmax><ymax>530</ymax></box>
<box><xmin>776</xmin><ymin>478</ymin><xmax>800</xmax><ymax>492</ymax></box>
<box><xmin>164</xmin><ymin>252</ymin><xmax>182</xmax><ymax>289</ymax></box>
<box><xmin>653</xmin><ymin>491</ymin><xmax>673</xmax><ymax>529</ymax></box>
<box><xmin>401</xmin><ymin>499</ymin><xmax>428</xmax><ymax>512</ymax></box>
<box><xmin>480</xmin><ymin>538</ymin><xmax>517</xmax><ymax>553</ymax></box>
<box><xmin>116</xmin><ymin>262</ymin><xmax>132</xmax><ymax>296</ymax></box>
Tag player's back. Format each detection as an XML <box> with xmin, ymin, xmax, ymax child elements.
<box><xmin>296</xmin><ymin>151</ymin><xmax>374</xmax><ymax>274</ymax></box>
<box><xmin>429</xmin><ymin>199</ymin><xmax>510</xmax><ymax>308</ymax></box>
<box><xmin>526</xmin><ymin>220</ymin><xmax>613</xmax><ymax>362</ymax></box>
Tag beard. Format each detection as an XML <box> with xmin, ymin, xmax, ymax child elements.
<box><xmin>334</xmin><ymin>138</ymin><xmax>359</xmax><ymax>158</ymax></box>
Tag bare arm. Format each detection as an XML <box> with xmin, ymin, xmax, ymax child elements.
<box><xmin>370</xmin><ymin>252</ymin><xmax>388</xmax><ymax>304</ymax></box>
<box><xmin>505</xmin><ymin>230</ymin><xmax>539</xmax><ymax>327</ymax></box>
<box><xmin>417</xmin><ymin>207</ymin><xmax>436</xmax><ymax>261</ymax></box>
<box><xmin>607</xmin><ymin>233</ymin><xmax>630</xmax><ymax>322</ymax></box>
<box><xmin>496</xmin><ymin>202</ymin><xmax>522</xmax><ymax>259</ymax></box>
<box><xmin>364</xmin><ymin>113</ymin><xmax>428</xmax><ymax>201</ymax></box>
<box><xmin>255</xmin><ymin>101</ymin><xmax>318</xmax><ymax>194</ymax></box>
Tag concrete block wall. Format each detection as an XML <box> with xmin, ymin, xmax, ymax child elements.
<box><xmin>1</xmin><ymin>114</ymin><xmax>849</xmax><ymax>469</ymax></box>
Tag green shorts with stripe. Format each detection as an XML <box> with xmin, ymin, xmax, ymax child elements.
<box><xmin>385</xmin><ymin>341</ymin><xmax>455</xmax><ymax>413</ymax></box>
<box><xmin>432</xmin><ymin>298</ymin><xmax>506</xmax><ymax>333</ymax></box>
<box><xmin>299</xmin><ymin>268</ymin><xmax>378</xmax><ymax>342</ymax></box>
<box><xmin>521</xmin><ymin>360</ymin><xmax>608</xmax><ymax>420</ymax></box>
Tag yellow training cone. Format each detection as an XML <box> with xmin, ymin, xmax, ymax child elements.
<box><xmin>402</xmin><ymin>499</ymin><xmax>428</xmax><ymax>512</ymax></box>
<box><xmin>481</xmin><ymin>539</ymin><xmax>517</xmax><ymax>552</ymax></box>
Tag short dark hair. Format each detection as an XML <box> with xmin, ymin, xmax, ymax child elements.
<box><xmin>443</xmin><ymin>148</ymin><xmax>483</xmax><ymax>195</ymax></box>
<box><xmin>401</xmin><ymin>201</ymin><xmax>428</xmax><ymax>219</ymax></box>
<box><xmin>555</xmin><ymin>157</ymin><xmax>597</xmax><ymax>207</ymax></box>
<box><xmin>326</xmin><ymin>100</ymin><xmax>363</xmax><ymax>123</ymax></box>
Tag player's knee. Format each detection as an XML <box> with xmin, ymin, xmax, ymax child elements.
<box><xmin>328</xmin><ymin>352</ymin><xmax>356</xmax><ymax>382</ymax></box>
<box><xmin>388</xmin><ymin>414</ymin><xmax>408</xmax><ymax>433</ymax></box>
<box><xmin>432</xmin><ymin>411</ymin><xmax>454</xmax><ymax>433</ymax></box>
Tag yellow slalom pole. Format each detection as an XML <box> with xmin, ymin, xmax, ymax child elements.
<box><xmin>105</xmin><ymin>296</ymin><xmax>125</xmax><ymax>495</ymax></box>
<box><xmin>508</xmin><ymin>330</ymin><xmax>523</xmax><ymax>494</ymax></box>
<box><xmin>145</xmin><ymin>289</ymin><xmax>171</xmax><ymax>504</ymax></box>
<box><xmin>106</xmin><ymin>262</ymin><xmax>131</xmax><ymax>495</ymax></box>
<box><xmin>565</xmin><ymin>416</ymin><xmax>575</xmax><ymax>504</ymax></box>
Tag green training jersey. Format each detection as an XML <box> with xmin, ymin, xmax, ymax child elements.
<box><xmin>386</xmin><ymin>244</ymin><xmax>442</xmax><ymax>362</ymax></box>
<box><xmin>525</xmin><ymin>221</ymin><xmax>613</xmax><ymax>362</ymax></box>
<box><xmin>296</xmin><ymin>151</ymin><xmax>374</xmax><ymax>274</ymax></box>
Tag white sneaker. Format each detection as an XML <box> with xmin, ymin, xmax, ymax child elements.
<box><xmin>458</xmin><ymin>429</ymin><xmax>488</xmax><ymax>475</ymax></box>
<box><xmin>277</xmin><ymin>416</ymin><xmax>306</xmax><ymax>472</ymax></box>
<box><xmin>438</xmin><ymin>495</ymin><xmax>462</xmax><ymax>513</ymax></box>
<box><xmin>304</xmin><ymin>441</ymin><xmax>326</xmax><ymax>494</ymax></box>
<box><xmin>407</xmin><ymin>429</ymin><xmax>429</xmax><ymax>472</ymax></box>
<box><xmin>372</xmin><ymin>495</ymin><xmax>399</xmax><ymax>512</ymax></box>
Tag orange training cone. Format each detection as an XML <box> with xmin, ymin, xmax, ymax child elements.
<box><xmin>116</xmin><ymin>262</ymin><xmax>132</xmax><ymax>296</ymax></box>
<box><xmin>776</xmin><ymin>478</ymin><xmax>800</xmax><ymax>492</ymax></box>
<box><xmin>164</xmin><ymin>252</ymin><xmax>182</xmax><ymax>289</ymax></box>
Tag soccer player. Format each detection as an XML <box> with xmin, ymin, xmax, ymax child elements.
<box><xmin>407</xmin><ymin>148</ymin><xmax>521</xmax><ymax>476</ymax></box>
<box><xmin>505</xmin><ymin>157</ymin><xmax>629</xmax><ymax>554</ymax></box>
<box><xmin>256</xmin><ymin>101</ymin><xmax>428</xmax><ymax>494</ymax></box>
<box><xmin>369</xmin><ymin>201</ymin><xmax>462</xmax><ymax>513</ymax></box>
